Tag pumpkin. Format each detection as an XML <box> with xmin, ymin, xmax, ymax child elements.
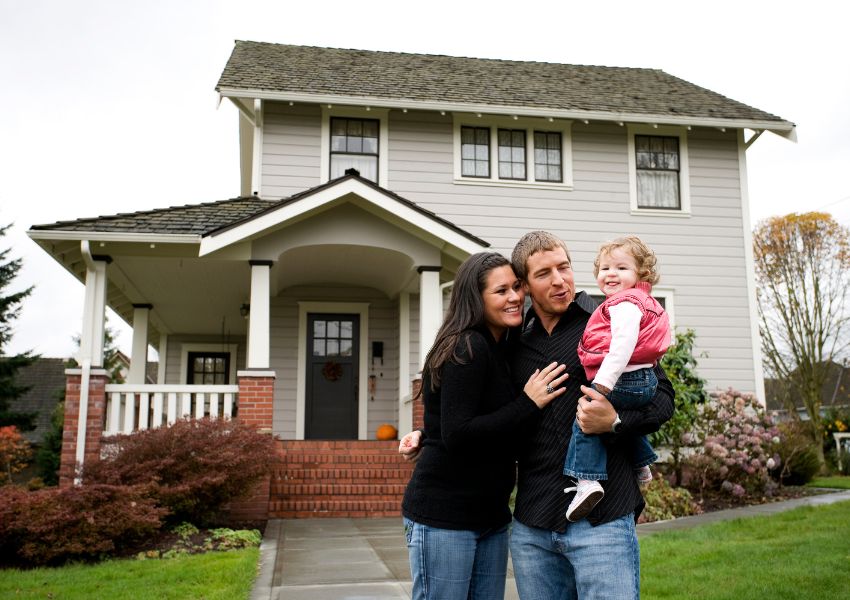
<box><xmin>376</xmin><ymin>423</ymin><xmax>398</xmax><ymax>441</ymax></box>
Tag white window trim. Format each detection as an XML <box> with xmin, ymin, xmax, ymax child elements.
<box><xmin>577</xmin><ymin>285</ymin><xmax>676</xmax><ymax>343</ymax></box>
<box><xmin>452</xmin><ymin>114</ymin><xmax>573</xmax><ymax>190</ymax></box>
<box><xmin>296</xmin><ymin>301</ymin><xmax>370</xmax><ymax>440</ymax></box>
<box><xmin>627</xmin><ymin>125</ymin><xmax>691</xmax><ymax>216</ymax></box>
<box><xmin>320</xmin><ymin>106</ymin><xmax>389</xmax><ymax>188</ymax></box>
<box><xmin>179</xmin><ymin>343</ymin><xmax>239</xmax><ymax>385</ymax></box>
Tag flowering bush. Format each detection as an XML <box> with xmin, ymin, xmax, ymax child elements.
<box><xmin>0</xmin><ymin>425</ymin><xmax>31</xmax><ymax>484</ymax></box>
<box><xmin>685</xmin><ymin>388</ymin><xmax>783</xmax><ymax>499</ymax></box>
<box><xmin>639</xmin><ymin>473</ymin><xmax>702</xmax><ymax>523</ymax></box>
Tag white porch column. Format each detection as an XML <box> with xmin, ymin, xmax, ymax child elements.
<box><xmin>157</xmin><ymin>334</ymin><xmax>168</xmax><ymax>384</ymax></box>
<box><xmin>78</xmin><ymin>249</ymin><xmax>109</xmax><ymax>367</ymax></box>
<box><xmin>128</xmin><ymin>303</ymin><xmax>152</xmax><ymax>384</ymax></box>
<box><xmin>247</xmin><ymin>260</ymin><xmax>272</xmax><ymax>369</ymax></box>
<box><xmin>398</xmin><ymin>291</ymin><xmax>412</xmax><ymax>436</ymax></box>
<box><xmin>417</xmin><ymin>266</ymin><xmax>442</xmax><ymax>370</ymax></box>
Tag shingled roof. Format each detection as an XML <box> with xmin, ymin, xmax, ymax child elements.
<box><xmin>29</xmin><ymin>172</ymin><xmax>487</xmax><ymax>247</ymax></box>
<box><xmin>217</xmin><ymin>41</ymin><xmax>792</xmax><ymax>128</ymax></box>
<box><xmin>29</xmin><ymin>196</ymin><xmax>277</xmax><ymax>235</ymax></box>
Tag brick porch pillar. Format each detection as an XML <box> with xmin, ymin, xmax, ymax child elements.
<box><xmin>59</xmin><ymin>369</ymin><xmax>108</xmax><ymax>488</ymax></box>
<box><xmin>412</xmin><ymin>376</ymin><xmax>424</xmax><ymax>431</ymax></box>
<box><xmin>231</xmin><ymin>370</ymin><xmax>276</xmax><ymax>522</ymax></box>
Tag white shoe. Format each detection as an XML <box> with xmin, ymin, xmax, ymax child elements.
<box><xmin>636</xmin><ymin>466</ymin><xmax>653</xmax><ymax>487</ymax></box>
<box><xmin>565</xmin><ymin>480</ymin><xmax>604</xmax><ymax>522</ymax></box>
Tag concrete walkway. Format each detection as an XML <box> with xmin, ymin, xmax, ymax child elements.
<box><xmin>250</xmin><ymin>490</ymin><xmax>850</xmax><ymax>600</ymax></box>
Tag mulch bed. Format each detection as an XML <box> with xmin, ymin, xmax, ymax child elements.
<box><xmin>693</xmin><ymin>485</ymin><xmax>827</xmax><ymax>514</ymax></box>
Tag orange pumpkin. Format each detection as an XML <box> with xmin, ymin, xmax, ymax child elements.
<box><xmin>376</xmin><ymin>423</ymin><xmax>398</xmax><ymax>440</ymax></box>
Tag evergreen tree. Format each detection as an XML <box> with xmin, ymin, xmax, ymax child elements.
<box><xmin>0</xmin><ymin>222</ymin><xmax>36</xmax><ymax>430</ymax></box>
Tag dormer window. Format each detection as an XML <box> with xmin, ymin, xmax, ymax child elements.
<box><xmin>330</xmin><ymin>117</ymin><xmax>379</xmax><ymax>182</ymax></box>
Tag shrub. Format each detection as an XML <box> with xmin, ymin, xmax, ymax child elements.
<box><xmin>0</xmin><ymin>425</ymin><xmax>31</xmax><ymax>484</ymax></box>
<box><xmin>0</xmin><ymin>483</ymin><xmax>166</xmax><ymax>566</ymax></box>
<box><xmin>773</xmin><ymin>421</ymin><xmax>821</xmax><ymax>485</ymax></box>
<box><xmin>685</xmin><ymin>388</ymin><xmax>783</xmax><ymax>499</ymax></box>
<box><xmin>650</xmin><ymin>330</ymin><xmax>708</xmax><ymax>485</ymax></box>
<box><xmin>35</xmin><ymin>399</ymin><xmax>64</xmax><ymax>486</ymax></box>
<box><xmin>640</xmin><ymin>474</ymin><xmax>702</xmax><ymax>523</ymax></box>
<box><xmin>84</xmin><ymin>418</ymin><xmax>278</xmax><ymax>525</ymax></box>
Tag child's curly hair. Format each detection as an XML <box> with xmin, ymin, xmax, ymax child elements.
<box><xmin>593</xmin><ymin>235</ymin><xmax>660</xmax><ymax>285</ymax></box>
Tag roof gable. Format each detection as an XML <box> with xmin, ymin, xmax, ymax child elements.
<box><xmin>217</xmin><ymin>41</ymin><xmax>793</xmax><ymax>133</ymax></box>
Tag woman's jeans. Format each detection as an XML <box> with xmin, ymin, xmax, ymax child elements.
<box><xmin>404</xmin><ymin>517</ymin><xmax>509</xmax><ymax>600</ymax></box>
<box><xmin>564</xmin><ymin>367</ymin><xmax>659</xmax><ymax>480</ymax></box>
<box><xmin>510</xmin><ymin>516</ymin><xmax>640</xmax><ymax>600</ymax></box>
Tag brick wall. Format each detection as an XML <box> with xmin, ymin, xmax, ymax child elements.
<box><xmin>59</xmin><ymin>370</ymin><xmax>108</xmax><ymax>488</ymax></box>
<box><xmin>237</xmin><ymin>372</ymin><xmax>275</xmax><ymax>432</ymax></box>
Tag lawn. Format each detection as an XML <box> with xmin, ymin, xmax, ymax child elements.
<box><xmin>0</xmin><ymin>548</ymin><xmax>258</xmax><ymax>600</ymax></box>
<box><xmin>641</xmin><ymin>500</ymin><xmax>850</xmax><ymax>600</ymax></box>
<box><xmin>808</xmin><ymin>475</ymin><xmax>850</xmax><ymax>489</ymax></box>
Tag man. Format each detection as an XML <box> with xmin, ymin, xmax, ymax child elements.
<box><xmin>401</xmin><ymin>231</ymin><xmax>674</xmax><ymax>599</ymax></box>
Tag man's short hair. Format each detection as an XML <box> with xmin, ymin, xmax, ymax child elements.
<box><xmin>511</xmin><ymin>231</ymin><xmax>571</xmax><ymax>281</ymax></box>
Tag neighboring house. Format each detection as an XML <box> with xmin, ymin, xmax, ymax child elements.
<box><xmin>6</xmin><ymin>357</ymin><xmax>66</xmax><ymax>445</ymax></box>
<box><xmin>765</xmin><ymin>361</ymin><xmax>850</xmax><ymax>420</ymax></box>
<box><xmin>27</xmin><ymin>42</ymin><xmax>795</xmax><ymax>517</ymax></box>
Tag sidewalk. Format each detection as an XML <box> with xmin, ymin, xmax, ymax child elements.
<box><xmin>250</xmin><ymin>489</ymin><xmax>850</xmax><ymax>600</ymax></box>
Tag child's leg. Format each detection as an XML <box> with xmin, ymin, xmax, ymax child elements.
<box><xmin>563</xmin><ymin>419</ymin><xmax>608</xmax><ymax>480</ymax></box>
<box><xmin>630</xmin><ymin>435</ymin><xmax>658</xmax><ymax>469</ymax></box>
<box><xmin>607</xmin><ymin>367</ymin><xmax>658</xmax><ymax>411</ymax></box>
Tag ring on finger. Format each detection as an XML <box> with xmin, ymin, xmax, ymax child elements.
<box><xmin>545</xmin><ymin>385</ymin><xmax>554</xmax><ymax>394</ymax></box>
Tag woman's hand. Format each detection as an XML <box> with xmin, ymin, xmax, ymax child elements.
<box><xmin>398</xmin><ymin>430</ymin><xmax>423</xmax><ymax>462</ymax></box>
<box><xmin>523</xmin><ymin>362</ymin><xmax>569</xmax><ymax>408</ymax></box>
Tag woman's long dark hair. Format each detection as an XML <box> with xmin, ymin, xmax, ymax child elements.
<box><xmin>423</xmin><ymin>252</ymin><xmax>512</xmax><ymax>390</ymax></box>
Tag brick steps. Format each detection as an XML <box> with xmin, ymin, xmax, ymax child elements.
<box><xmin>270</xmin><ymin>440</ymin><xmax>414</xmax><ymax>518</ymax></box>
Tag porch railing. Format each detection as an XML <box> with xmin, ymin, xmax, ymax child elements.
<box><xmin>103</xmin><ymin>384</ymin><xmax>240</xmax><ymax>435</ymax></box>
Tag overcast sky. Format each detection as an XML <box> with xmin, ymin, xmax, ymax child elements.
<box><xmin>1</xmin><ymin>0</ymin><xmax>848</xmax><ymax>358</ymax></box>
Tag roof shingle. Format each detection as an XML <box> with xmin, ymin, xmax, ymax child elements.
<box><xmin>216</xmin><ymin>41</ymin><xmax>790</xmax><ymax>125</ymax></box>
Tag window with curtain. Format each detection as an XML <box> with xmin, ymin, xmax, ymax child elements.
<box><xmin>330</xmin><ymin>117</ymin><xmax>379</xmax><ymax>182</ymax></box>
<box><xmin>498</xmin><ymin>129</ymin><xmax>526</xmax><ymax>180</ymax></box>
<box><xmin>635</xmin><ymin>135</ymin><xmax>680</xmax><ymax>209</ymax></box>
<box><xmin>534</xmin><ymin>131</ymin><xmax>562</xmax><ymax>182</ymax></box>
<box><xmin>461</xmin><ymin>126</ymin><xmax>490</xmax><ymax>178</ymax></box>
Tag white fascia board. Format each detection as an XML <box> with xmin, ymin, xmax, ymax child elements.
<box><xmin>199</xmin><ymin>178</ymin><xmax>488</xmax><ymax>257</ymax></box>
<box><xmin>27</xmin><ymin>230</ymin><xmax>201</xmax><ymax>244</ymax></box>
<box><xmin>218</xmin><ymin>87</ymin><xmax>797</xmax><ymax>137</ymax></box>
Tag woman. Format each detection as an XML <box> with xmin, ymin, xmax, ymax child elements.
<box><xmin>402</xmin><ymin>252</ymin><xmax>568</xmax><ymax>600</ymax></box>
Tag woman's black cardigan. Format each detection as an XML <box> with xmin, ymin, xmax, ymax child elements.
<box><xmin>402</xmin><ymin>327</ymin><xmax>541</xmax><ymax>530</ymax></box>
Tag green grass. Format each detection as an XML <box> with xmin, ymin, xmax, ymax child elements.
<box><xmin>641</xmin><ymin>500</ymin><xmax>850</xmax><ymax>599</ymax></box>
<box><xmin>808</xmin><ymin>475</ymin><xmax>850</xmax><ymax>489</ymax></box>
<box><xmin>0</xmin><ymin>548</ymin><xmax>259</xmax><ymax>600</ymax></box>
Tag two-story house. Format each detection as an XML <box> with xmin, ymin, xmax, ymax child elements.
<box><xmin>28</xmin><ymin>41</ymin><xmax>795</xmax><ymax>518</ymax></box>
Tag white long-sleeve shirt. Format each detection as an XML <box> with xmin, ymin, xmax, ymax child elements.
<box><xmin>592</xmin><ymin>301</ymin><xmax>653</xmax><ymax>390</ymax></box>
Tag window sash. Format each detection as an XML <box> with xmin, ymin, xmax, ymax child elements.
<box><xmin>497</xmin><ymin>129</ymin><xmax>527</xmax><ymax>180</ymax></box>
<box><xmin>461</xmin><ymin>126</ymin><xmax>490</xmax><ymax>178</ymax></box>
<box><xmin>330</xmin><ymin>117</ymin><xmax>379</xmax><ymax>182</ymax></box>
<box><xmin>533</xmin><ymin>131</ymin><xmax>562</xmax><ymax>183</ymax></box>
<box><xmin>635</xmin><ymin>135</ymin><xmax>680</xmax><ymax>209</ymax></box>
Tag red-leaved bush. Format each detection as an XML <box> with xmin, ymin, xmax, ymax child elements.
<box><xmin>0</xmin><ymin>483</ymin><xmax>166</xmax><ymax>565</ymax></box>
<box><xmin>83</xmin><ymin>418</ymin><xmax>278</xmax><ymax>525</ymax></box>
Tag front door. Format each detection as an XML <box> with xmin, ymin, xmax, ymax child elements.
<box><xmin>305</xmin><ymin>313</ymin><xmax>359</xmax><ymax>439</ymax></box>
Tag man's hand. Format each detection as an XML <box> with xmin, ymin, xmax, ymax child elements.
<box><xmin>576</xmin><ymin>385</ymin><xmax>618</xmax><ymax>434</ymax></box>
<box><xmin>399</xmin><ymin>430</ymin><xmax>423</xmax><ymax>462</ymax></box>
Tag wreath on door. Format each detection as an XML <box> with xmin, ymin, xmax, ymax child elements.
<box><xmin>322</xmin><ymin>360</ymin><xmax>343</xmax><ymax>382</ymax></box>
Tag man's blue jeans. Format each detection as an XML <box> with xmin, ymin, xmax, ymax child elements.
<box><xmin>510</xmin><ymin>516</ymin><xmax>640</xmax><ymax>600</ymax></box>
<box><xmin>404</xmin><ymin>517</ymin><xmax>509</xmax><ymax>600</ymax></box>
<box><xmin>564</xmin><ymin>367</ymin><xmax>659</xmax><ymax>480</ymax></box>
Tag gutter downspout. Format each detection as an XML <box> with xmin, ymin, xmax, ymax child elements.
<box><xmin>75</xmin><ymin>241</ymin><xmax>96</xmax><ymax>484</ymax></box>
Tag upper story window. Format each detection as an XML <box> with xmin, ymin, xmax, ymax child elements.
<box><xmin>628</xmin><ymin>125</ymin><xmax>690</xmax><ymax>215</ymax></box>
<box><xmin>330</xmin><ymin>117</ymin><xmax>379</xmax><ymax>182</ymax></box>
<box><xmin>321</xmin><ymin>107</ymin><xmax>389</xmax><ymax>187</ymax></box>
<box><xmin>498</xmin><ymin>129</ymin><xmax>527</xmax><ymax>180</ymax></box>
<box><xmin>454</xmin><ymin>116</ymin><xmax>573</xmax><ymax>189</ymax></box>
<box><xmin>461</xmin><ymin>126</ymin><xmax>490</xmax><ymax>178</ymax></box>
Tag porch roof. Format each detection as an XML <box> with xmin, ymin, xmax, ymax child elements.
<box><xmin>28</xmin><ymin>173</ymin><xmax>487</xmax><ymax>248</ymax></box>
<box><xmin>216</xmin><ymin>41</ymin><xmax>795</xmax><ymax>138</ymax></box>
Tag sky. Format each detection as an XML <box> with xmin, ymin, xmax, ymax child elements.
<box><xmin>1</xmin><ymin>0</ymin><xmax>848</xmax><ymax>358</ymax></box>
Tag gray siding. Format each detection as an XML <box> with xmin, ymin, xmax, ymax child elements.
<box><xmin>260</xmin><ymin>104</ymin><xmax>756</xmax><ymax>393</ymax></box>
<box><xmin>164</xmin><ymin>335</ymin><xmax>246</xmax><ymax>384</ymax></box>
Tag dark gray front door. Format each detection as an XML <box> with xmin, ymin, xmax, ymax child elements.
<box><xmin>306</xmin><ymin>313</ymin><xmax>359</xmax><ymax>439</ymax></box>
